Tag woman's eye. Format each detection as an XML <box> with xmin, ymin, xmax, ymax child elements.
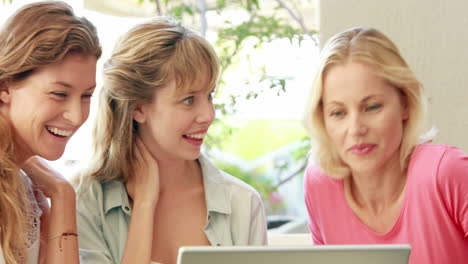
<box><xmin>330</xmin><ymin>110</ymin><xmax>345</xmax><ymax>117</ymax></box>
<box><xmin>51</xmin><ymin>92</ymin><xmax>67</xmax><ymax>98</ymax></box>
<box><xmin>82</xmin><ymin>94</ymin><xmax>93</xmax><ymax>100</ymax></box>
<box><xmin>183</xmin><ymin>96</ymin><xmax>194</xmax><ymax>105</ymax></box>
<box><xmin>366</xmin><ymin>103</ymin><xmax>382</xmax><ymax>111</ymax></box>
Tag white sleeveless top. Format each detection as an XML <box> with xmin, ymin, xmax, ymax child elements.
<box><xmin>0</xmin><ymin>172</ymin><xmax>41</xmax><ymax>264</ymax></box>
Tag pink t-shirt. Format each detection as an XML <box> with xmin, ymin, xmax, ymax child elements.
<box><xmin>304</xmin><ymin>144</ymin><xmax>468</xmax><ymax>264</ymax></box>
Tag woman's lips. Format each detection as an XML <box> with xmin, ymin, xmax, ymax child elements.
<box><xmin>348</xmin><ymin>143</ymin><xmax>376</xmax><ymax>155</ymax></box>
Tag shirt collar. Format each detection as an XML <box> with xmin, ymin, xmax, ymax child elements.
<box><xmin>102</xmin><ymin>179</ymin><xmax>131</xmax><ymax>215</ymax></box>
<box><xmin>198</xmin><ymin>154</ymin><xmax>232</xmax><ymax>215</ymax></box>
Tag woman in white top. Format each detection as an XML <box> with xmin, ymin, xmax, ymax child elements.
<box><xmin>0</xmin><ymin>1</ymin><xmax>101</xmax><ymax>263</ymax></box>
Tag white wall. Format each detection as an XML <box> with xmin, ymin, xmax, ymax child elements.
<box><xmin>319</xmin><ymin>0</ymin><xmax>468</xmax><ymax>151</ymax></box>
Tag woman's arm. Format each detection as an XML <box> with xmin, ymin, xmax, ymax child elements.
<box><xmin>46</xmin><ymin>184</ymin><xmax>79</xmax><ymax>263</ymax></box>
<box><xmin>121</xmin><ymin>200</ymin><xmax>157</xmax><ymax>264</ymax></box>
<box><xmin>22</xmin><ymin>157</ymin><xmax>79</xmax><ymax>264</ymax></box>
<box><xmin>121</xmin><ymin>138</ymin><xmax>160</xmax><ymax>264</ymax></box>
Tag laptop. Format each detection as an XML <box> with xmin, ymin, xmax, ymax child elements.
<box><xmin>177</xmin><ymin>244</ymin><xmax>411</xmax><ymax>264</ymax></box>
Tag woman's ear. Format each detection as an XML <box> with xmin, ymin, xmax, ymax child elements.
<box><xmin>133</xmin><ymin>103</ymin><xmax>148</xmax><ymax>124</ymax></box>
<box><xmin>0</xmin><ymin>82</ymin><xmax>12</xmax><ymax>104</ymax></box>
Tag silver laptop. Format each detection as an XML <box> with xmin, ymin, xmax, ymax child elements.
<box><xmin>177</xmin><ymin>244</ymin><xmax>411</xmax><ymax>264</ymax></box>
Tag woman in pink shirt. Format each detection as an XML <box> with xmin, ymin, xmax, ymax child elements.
<box><xmin>303</xmin><ymin>27</ymin><xmax>467</xmax><ymax>264</ymax></box>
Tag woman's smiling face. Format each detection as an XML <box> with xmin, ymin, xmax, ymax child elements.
<box><xmin>134</xmin><ymin>74</ymin><xmax>215</xmax><ymax>162</ymax></box>
<box><xmin>0</xmin><ymin>53</ymin><xmax>97</xmax><ymax>162</ymax></box>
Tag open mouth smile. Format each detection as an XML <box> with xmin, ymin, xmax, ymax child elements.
<box><xmin>46</xmin><ymin>126</ymin><xmax>73</xmax><ymax>137</ymax></box>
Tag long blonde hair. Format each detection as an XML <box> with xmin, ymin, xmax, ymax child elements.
<box><xmin>0</xmin><ymin>1</ymin><xmax>101</xmax><ymax>263</ymax></box>
<box><xmin>77</xmin><ymin>17</ymin><xmax>219</xmax><ymax>188</ymax></box>
<box><xmin>304</xmin><ymin>27</ymin><xmax>427</xmax><ymax>179</ymax></box>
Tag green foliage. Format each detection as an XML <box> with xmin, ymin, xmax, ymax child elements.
<box><xmin>217</xmin><ymin>15</ymin><xmax>303</xmax><ymax>67</ymax></box>
<box><xmin>209</xmin><ymin>120</ymin><xmax>309</xmax><ymax>201</ymax></box>
<box><xmin>243</xmin><ymin>0</ymin><xmax>260</xmax><ymax>12</ymax></box>
<box><xmin>169</xmin><ymin>4</ymin><xmax>194</xmax><ymax>19</ymax></box>
<box><xmin>219</xmin><ymin>15</ymin><xmax>302</xmax><ymax>43</ymax></box>
<box><xmin>215</xmin><ymin>160</ymin><xmax>276</xmax><ymax>199</ymax></box>
<box><xmin>216</xmin><ymin>119</ymin><xmax>308</xmax><ymax>160</ymax></box>
<box><xmin>215</xmin><ymin>0</ymin><xmax>227</xmax><ymax>11</ymax></box>
<box><xmin>292</xmin><ymin>137</ymin><xmax>311</xmax><ymax>161</ymax></box>
<box><xmin>204</xmin><ymin>118</ymin><xmax>238</xmax><ymax>148</ymax></box>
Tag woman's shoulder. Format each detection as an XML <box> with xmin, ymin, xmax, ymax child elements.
<box><xmin>410</xmin><ymin>143</ymin><xmax>467</xmax><ymax>186</ymax></box>
<box><xmin>410</xmin><ymin>146</ymin><xmax>468</xmax><ymax>233</ymax></box>
<box><xmin>411</xmin><ymin>144</ymin><xmax>467</xmax><ymax>171</ymax></box>
<box><xmin>411</xmin><ymin>143</ymin><xmax>466</xmax><ymax>158</ymax></box>
<box><xmin>75</xmin><ymin>177</ymin><xmax>130</xmax><ymax>224</ymax></box>
<box><xmin>304</xmin><ymin>163</ymin><xmax>339</xmax><ymax>190</ymax></box>
<box><xmin>75</xmin><ymin>177</ymin><xmax>125</xmax><ymax>207</ymax></box>
<box><xmin>303</xmin><ymin>163</ymin><xmax>342</xmax><ymax>209</ymax></box>
<box><xmin>74</xmin><ymin>176</ymin><xmax>104</xmax><ymax>196</ymax></box>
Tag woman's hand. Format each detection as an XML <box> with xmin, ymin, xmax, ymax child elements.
<box><xmin>121</xmin><ymin>137</ymin><xmax>160</xmax><ymax>264</ymax></box>
<box><xmin>21</xmin><ymin>156</ymin><xmax>74</xmax><ymax>199</ymax></box>
<box><xmin>22</xmin><ymin>156</ymin><xmax>79</xmax><ymax>263</ymax></box>
<box><xmin>126</xmin><ymin>137</ymin><xmax>160</xmax><ymax>207</ymax></box>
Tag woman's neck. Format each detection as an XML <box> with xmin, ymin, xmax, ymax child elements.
<box><xmin>157</xmin><ymin>158</ymin><xmax>203</xmax><ymax>192</ymax></box>
<box><xmin>13</xmin><ymin>141</ymin><xmax>31</xmax><ymax>166</ymax></box>
<box><xmin>0</xmin><ymin>112</ymin><xmax>31</xmax><ymax>165</ymax></box>
<box><xmin>346</xmin><ymin>153</ymin><xmax>406</xmax><ymax>214</ymax></box>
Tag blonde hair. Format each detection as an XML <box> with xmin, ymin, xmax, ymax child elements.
<box><xmin>77</xmin><ymin>17</ymin><xmax>219</xmax><ymax>186</ymax></box>
<box><xmin>304</xmin><ymin>27</ymin><xmax>427</xmax><ymax>179</ymax></box>
<box><xmin>0</xmin><ymin>1</ymin><xmax>101</xmax><ymax>263</ymax></box>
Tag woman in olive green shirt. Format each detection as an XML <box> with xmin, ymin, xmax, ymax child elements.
<box><xmin>75</xmin><ymin>17</ymin><xmax>267</xmax><ymax>264</ymax></box>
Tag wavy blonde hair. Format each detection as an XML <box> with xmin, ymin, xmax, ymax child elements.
<box><xmin>76</xmin><ymin>17</ymin><xmax>219</xmax><ymax>187</ymax></box>
<box><xmin>0</xmin><ymin>1</ymin><xmax>101</xmax><ymax>263</ymax></box>
<box><xmin>304</xmin><ymin>27</ymin><xmax>427</xmax><ymax>179</ymax></box>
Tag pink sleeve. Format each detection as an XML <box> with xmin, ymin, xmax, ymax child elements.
<box><xmin>436</xmin><ymin>146</ymin><xmax>468</xmax><ymax>238</ymax></box>
<box><xmin>303</xmin><ymin>164</ymin><xmax>325</xmax><ymax>245</ymax></box>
